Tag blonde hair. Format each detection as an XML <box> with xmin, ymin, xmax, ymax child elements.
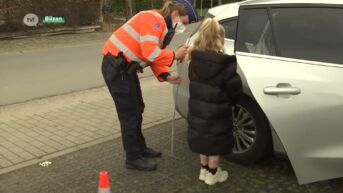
<box><xmin>191</xmin><ymin>18</ymin><xmax>225</xmax><ymax>53</ymax></box>
<box><xmin>160</xmin><ymin>0</ymin><xmax>187</xmax><ymax>18</ymax></box>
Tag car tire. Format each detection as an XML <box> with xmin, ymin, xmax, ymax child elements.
<box><xmin>226</xmin><ymin>95</ymin><xmax>273</xmax><ymax>164</ymax></box>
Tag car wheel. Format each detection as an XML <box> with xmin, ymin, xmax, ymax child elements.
<box><xmin>226</xmin><ymin>95</ymin><xmax>273</xmax><ymax>164</ymax></box>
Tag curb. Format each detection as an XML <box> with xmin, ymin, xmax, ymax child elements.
<box><xmin>0</xmin><ymin>26</ymin><xmax>101</xmax><ymax>40</ymax></box>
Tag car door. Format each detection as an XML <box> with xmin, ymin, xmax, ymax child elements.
<box><xmin>235</xmin><ymin>6</ymin><xmax>343</xmax><ymax>184</ymax></box>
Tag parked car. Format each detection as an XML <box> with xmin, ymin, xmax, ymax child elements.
<box><xmin>173</xmin><ymin>0</ymin><xmax>343</xmax><ymax>184</ymax></box>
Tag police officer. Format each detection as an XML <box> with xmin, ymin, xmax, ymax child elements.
<box><xmin>101</xmin><ymin>0</ymin><xmax>198</xmax><ymax>171</ymax></box>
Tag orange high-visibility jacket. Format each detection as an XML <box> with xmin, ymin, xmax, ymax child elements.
<box><xmin>102</xmin><ymin>10</ymin><xmax>174</xmax><ymax>81</ymax></box>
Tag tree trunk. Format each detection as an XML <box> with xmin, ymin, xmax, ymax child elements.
<box><xmin>99</xmin><ymin>0</ymin><xmax>104</xmax><ymax>23</ymax></box>
<box><xmin>193</xmin><ymin>0</ymin><xmax>197</xmax><ymax>7</ymax></box>
<box><xmin>200</xmin><ymin>0</ymin><xmax>203</xmax><ymax>16</ymax></box>
<box><xmin>125</xmin><ymin>0</ymin><xmax>136</xmax><ymax>19</ymax></box>
<box><xmin>151</xmin><ymin>0</ymin><xmax>154</xmax><ymax>8</ymax></box>
<box><xmin>218</xmin><ymin>0</ymin><xmax>222</xmax><ymax>5</ymax></box>
<box><xmin>132</xmin><ymin>0</ymin><xmax>136</xmax><ymax>15</ymax></box>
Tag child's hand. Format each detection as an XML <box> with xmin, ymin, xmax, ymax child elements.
<box><xmin>167</xmin><ymin>73</ymin><xmax>182</xmax><ymax>85</ymax></box>
<box><xmin>174</xmin><ymin>45</ymin><xmax>189</xmax><ymax>61</ymax></box>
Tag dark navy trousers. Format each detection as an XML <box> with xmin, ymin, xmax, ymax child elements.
<box><xmin>101</xmin><ymin>54</ymin><xmax>147</xmax><ymax>161</ymax></box>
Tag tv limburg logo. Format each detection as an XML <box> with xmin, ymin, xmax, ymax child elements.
<box><xmin>23</xmin><ymin>13</ymin><xmax>39</xmax><ymax>27</ymax></box>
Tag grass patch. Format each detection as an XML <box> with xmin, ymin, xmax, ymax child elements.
<box><xmin>197</xmin><ymin>8</ymin><xmax>209</xmax><ymax>17</ymax></box>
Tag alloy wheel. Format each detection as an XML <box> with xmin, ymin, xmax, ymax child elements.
<box><xmin>232</xmin><ymin>105</ymin><xmax>257</xmax><ymax>154</ymax></box>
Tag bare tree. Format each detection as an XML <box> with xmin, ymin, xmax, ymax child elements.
<box><xmin>125</xmin><ymin>0</ymin><xmax>136</xmax><ymax>18</ymax></box>
<box><xmin>200</xmin><ymin>0</ymin><xmax>204</xmax><ymax>16</ymax></box>
<box><xmin>99</xmin><ymin>0</ymin><xmax>104</xmax><ymax>23</ymax></box>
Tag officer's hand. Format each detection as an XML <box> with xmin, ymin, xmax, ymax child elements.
<box><xmin>174</xmin><ymin>45</ymin><xmax>188</xmax><ymax>61</ymax></box>
<box><xmin>167</xmin><ymin>74</ymin><xmax>182</xmax><ymax>85</ymax></box>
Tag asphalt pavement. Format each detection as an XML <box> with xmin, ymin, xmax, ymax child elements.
<box><xmin>0</xmin><ymin>22</ymin><xmax>199</xmax><ymax>105</ymax></box>
<box><xmin>1</xmin><ymin>119</ymin><xmax>343</xmax><ymax>193</ymax></box>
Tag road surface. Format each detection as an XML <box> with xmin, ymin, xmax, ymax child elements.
<box><xmin>0</xmin><ymin>22</ymin><xmax>199</xmax><ymax>105</ymax></box>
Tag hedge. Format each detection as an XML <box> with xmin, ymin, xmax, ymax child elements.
<box><xmin>110</xmin><ymin>0</ymin><xmax>242</xmax><ymax>15</ymax></box>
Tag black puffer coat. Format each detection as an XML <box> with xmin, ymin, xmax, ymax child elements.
<box><xmin>187</xmin><ymin>50</ymin><xmax>242</xmax><ymax>156</ymax></box>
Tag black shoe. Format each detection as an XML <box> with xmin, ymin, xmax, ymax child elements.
<box><xmin>142</xmin><ymin>147</ymin><xmax>162</xmax><ymax>158</ymax></box>
<box><xmin>125</xmin><ymin>158</ymin><xmax>157</xmax><ymax>171</ymax></box>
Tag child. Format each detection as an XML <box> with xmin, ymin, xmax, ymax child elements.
<box><xmin>187</xmin><ymin>18</ymin><xmax>242</xmax><ymax>185</ymax></box>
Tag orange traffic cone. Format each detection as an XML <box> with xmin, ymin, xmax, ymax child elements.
<box><xmin>98</xmin><ymin>171</ymin><xmax>112</xmax><ymax>193</ymax></box>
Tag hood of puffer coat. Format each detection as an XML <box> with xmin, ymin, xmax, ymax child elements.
<box><xmin>190</xmin><ymin>50</ymin><xmax>236</xmax><ymax>80</ymax></box>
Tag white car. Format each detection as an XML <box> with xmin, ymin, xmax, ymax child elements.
<box><xmin>173</xmin><ymin>0</ymin><xmax>343</xmax><ymax>184</ymax></box>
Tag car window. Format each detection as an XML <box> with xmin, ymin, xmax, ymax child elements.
<box><xmin>236</xmin><ymin>8</ymin><xmax>276</xmax><ymax>56</ymax></box>
<box><xmin>270</xmin><ymin>7</ymin><xmax>343</xmax><ymax>64</ymax></box>
<box><xmin>220</xmin><ymin>19</ymin><xmax>237</xmax><ymax>40</ymax></box>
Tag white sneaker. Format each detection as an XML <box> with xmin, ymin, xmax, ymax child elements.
<box><xmin>204</xmin><ymin>167</ymin><xmax>228</xmax><ymax>185</ymax></box>
<box><xmin>199</xmin><ymin>168</ymin><xmax>208</xmax><ymax>181</ymax></box>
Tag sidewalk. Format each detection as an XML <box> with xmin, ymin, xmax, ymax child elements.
<box><xmin>0</xmin><ymin>76</ymin><xmax>180</xmax><ymax>175</ymax></box>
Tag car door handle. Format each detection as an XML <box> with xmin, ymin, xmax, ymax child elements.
<box><xmin>263</xmin><ymin>83</ymin><xmax>301</xmax><ymax>95</ymax></box>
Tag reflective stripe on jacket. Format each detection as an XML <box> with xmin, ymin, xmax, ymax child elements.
<box><xmin>102</xmin><ymin>10</ymin><xmax>174</xmax><ymax>81</ymax></box>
